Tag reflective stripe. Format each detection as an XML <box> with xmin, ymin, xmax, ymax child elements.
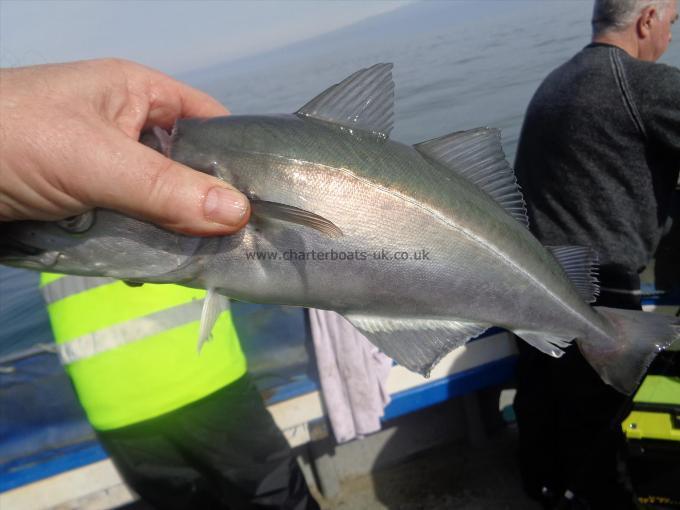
<box><xmin>57</xmin><ymin>300</ymin><xmax>204</xmax><ymax>364</ymax></box>
<box><xmin>42</xmin><ymin>276</ymin><xmax>117</xmax><ymax>304</ymax></box>
<box><xmin>599</xmin><ymin>286</ymin><xmax>642</xmax><ymax>296</ymax></box>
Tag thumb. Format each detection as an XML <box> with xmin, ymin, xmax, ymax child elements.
<box><xmin>91</xmin><ymin>135</ymin><xmax>250</xmax><ymax>236</ymax></box>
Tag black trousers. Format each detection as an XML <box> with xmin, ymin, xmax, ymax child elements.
<box><xmin>98</xmin><ymin>373</ymin><xmax>319</xmax><ymax>510</ymax></box>
<box><xmin>514</xmin><ymin>273</ymin><xmax>641</xmax><ymax>510</ymax></box>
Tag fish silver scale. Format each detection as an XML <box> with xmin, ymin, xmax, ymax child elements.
<box><xmin>169</xmin><ymin>114</ymin><xmax>613</xmax><ymax>342</ymax></box>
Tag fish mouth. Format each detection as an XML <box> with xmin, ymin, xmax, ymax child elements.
<box><xmin>0</xmin><ymin>237</ymin><xmax>46</xmax><ymax>259</ymax></box>
<box><xmin>0</xmin><ymin>245</ymin><xmax>61</xmax><ymax>270</ymax></box>
<box><xmin>0</xmin><ymin>230</ymin><xmax>56</xmax><ymax>269</ymax></box>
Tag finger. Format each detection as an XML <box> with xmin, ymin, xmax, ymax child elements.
<box><xmin>174</xmin><ymin>81</ymin><xmax>230</xmax><ymax>118</ymax></box>
<box><xmin>144</xmin><ymin>73</ymin><xmax>230</xmax><ymax>129</ymax></box>
<box><xmin>88</xmin><ymin>134</ymin><xmax>250</xmax><ymax>236</ymax></box>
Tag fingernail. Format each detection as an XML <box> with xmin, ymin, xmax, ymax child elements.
<box><xmin>203</xmin><ymin>187</ymin><xmax>248</xmax><ymax>226</ymax></box>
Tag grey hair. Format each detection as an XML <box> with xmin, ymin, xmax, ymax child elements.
<box><xmin>592</xmin><ymin>0</ymin><xmax>670</xmax><ymax>33</ymax></box>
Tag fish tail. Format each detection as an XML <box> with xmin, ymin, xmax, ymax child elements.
<box><xmin>578</xmin><ymin>307</ymin><xmax>680</xmax><ymax>395</ymax></box>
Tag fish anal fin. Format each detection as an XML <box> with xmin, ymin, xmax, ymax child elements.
<box><xmin>295</xmin><ymin>63</ymin><xmax>394</xmax><ymax>140</ymax></box>
<box><xmin>414</xmin><ymin>128</ymin><xmax>529</xmax><ymax>228</ymax></box>
<box><xmin>344</xmin><ymin>314</ymin><xmax>490</xmax><ymax>376</ymax></box>
<box><xmin>514</xmin><ymin>330</ymin><xmax>574</xmax><ymax>358</ymax></box>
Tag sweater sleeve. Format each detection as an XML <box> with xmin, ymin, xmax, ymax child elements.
<box><xmin>640</xmin><ymin>63</ymin><xmax>680</xmax><ymax>154</ymax></box>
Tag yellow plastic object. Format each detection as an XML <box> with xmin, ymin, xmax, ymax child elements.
<box><xmin>623</xmin><ymin>411</ymin><xmax>680</xmax><ymax>441</ymax></box>
<box><xmin>622</xmin><ymin>375</ymin><xmax>680</xmax><ymax>442</ymax></box>
<box><xmin>634</xmin><ymin>375</ymin><xmax>680</xmax><ymax>405</ymax></box>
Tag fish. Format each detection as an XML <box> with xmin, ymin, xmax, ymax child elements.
<box><xmin>1</xmin><ymin>63</ymin><xmax>678</xmax><ymax>394</ymax></box>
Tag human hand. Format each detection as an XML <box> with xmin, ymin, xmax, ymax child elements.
<box><xmin>0</xmin><ymin>59</ymin><xmax>249</xmax><ymax>235</ymax></box>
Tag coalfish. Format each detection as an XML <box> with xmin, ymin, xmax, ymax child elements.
<box><xmin>1</xmin><ymin>64</ymin><xmax>678</xmax><ymax>394</ymax></box>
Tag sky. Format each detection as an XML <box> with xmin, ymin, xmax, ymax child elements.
<box><xmin>0</xmin><ymin>0</ymin><xmax>413</xmax><ymax>75</ymax></box>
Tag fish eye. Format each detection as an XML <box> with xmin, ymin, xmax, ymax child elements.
<box><xmin>57</xmin><ymin>211</ymin><xmax>95</xmax><ymax>233</ymax></box>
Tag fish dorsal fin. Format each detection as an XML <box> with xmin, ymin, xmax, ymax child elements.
<box><xmin>547</xmin><ymin>245</ymin><xmax>600</xmax><ymax>303</ymax></box>
<box><xmin>344</xmin><ymin>314</ymin><xmax>490</xmax><ymax>376</ymax></box>
<box><xmin>197</xmin><ymin>287</ymin><xmax>230</xmax><ymax>352</ymax></box>
<box><xmin>295</xmin><ymin>63</ymin><xmax>394</xmax><ymax>140</ymax></box>
<box><xmin>414</xmin><ymin>128</ymin><xmax>529</xmax><ymax>228</ymax></box>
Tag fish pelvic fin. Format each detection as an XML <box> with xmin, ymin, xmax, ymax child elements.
<box><xmin>344</xmin><ymin>314</ymin><xmax>491</xmax><ymax>376</ymax></box>
<box><xmin>295</xmin><ymin>63</ymin><xmax>394</xmax><ymax>140</ymax></box>
<box><xmin>579</xmin><ymin>308</ymin><xmax>680</xmax><ymax>395</ymax></box>
<box><xmin>197</xmin><ymin>287</ymin><xmax>230</xmax><ymax>353</ymax></box>
<box><xmin>547</xmin><ymin>245</ymin><xmax>600</xmax><ymax>303</ymax></box>
<box><xmin>414</xmin><ymin>128</ymin><xmax>529</xmax><ymax>228</ymax></box>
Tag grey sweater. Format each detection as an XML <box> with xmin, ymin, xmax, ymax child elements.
<box><xmin>515</xmin><ymin>43</ymin><xmax>680</xmax><ymax>278</ymax></box>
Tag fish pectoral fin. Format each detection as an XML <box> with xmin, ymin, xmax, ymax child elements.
<box><xmin>513</xmin><ymin>330</ymin><xmax>574</xmax><ymax>358</ymax></box>
<box><xmin>414</xmin><ymin>128</ymin><xmax>529</xmax><ymax>228</ymax></box>
<box><xmin>343</xmin><ymin>314</ymin><xmax>491</xmax><ymax>376</ymax></box>
<box><xmin>295</xmin><ymin>63</ymin><xmax>394</xmax><ymax>140</ymax></box>
<box><xmin>197</xmin><ymin>287</ymin><xmax>230</xmax><ymax>353</ymax></box>
<box><xmin>546</xmin><ymin>245</ymin><xmax>600</xmax><ymax>303</ymax></box>
<box><xmin>251</xmin><ymin>200</ymin><xmax>343</xmax><ymax>238</ymax></box>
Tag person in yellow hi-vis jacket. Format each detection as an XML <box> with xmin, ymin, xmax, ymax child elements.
<box><xmin>40</xmin><ymin>273</ymin><xmax>319</xmax><ymax>510</ymax></box>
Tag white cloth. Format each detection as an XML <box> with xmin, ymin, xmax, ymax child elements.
<box><xmin>308</xmin><ymin>309</ymin><xmax>392</xmax><ymax>443</ymax></box>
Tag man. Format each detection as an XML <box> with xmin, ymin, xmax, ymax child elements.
<box><xmin>41</xmin><ymin>274</ymin><xmax>318</xmax><ymax>509</ymax></box>
<box><xmin>513</xmin><ymin>0</ymin><xmax>680</xmax><ymax>508</ymax></box>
